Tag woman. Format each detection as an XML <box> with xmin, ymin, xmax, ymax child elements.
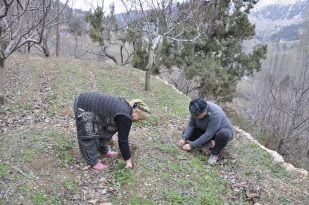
<box><xmin>73</xmin><ymin>92</ymin><xmax>150</xmax><ymax>170</ymax></box>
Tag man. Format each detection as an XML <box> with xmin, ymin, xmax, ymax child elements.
<box><xmin>73</xmin><ymin>92</ymin><xmax>150</xmax><ymax>170</ymax></box>
<box><xmin>179</xmin><ymin>98</ymin><xmax>233</xmax><ymax>165</ymax></box>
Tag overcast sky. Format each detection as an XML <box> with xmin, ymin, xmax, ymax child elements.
<box><xmin>64</xmin><ymin>0</ymin><xmax>126</xmax><ymax>14</ymax></box>
<box><xmin>64</xmin><ymin>0</ymin><xmax>301</xmax><ymax>14</ymax></box>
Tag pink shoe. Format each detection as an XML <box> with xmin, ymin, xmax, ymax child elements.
<box><xmin>93</xmin><ymin>162</ymin><xmax>109</xmax><ymax>171</ymax></box>
<box><xmin>104</xmin><ymin>151</ymin><xmax>119</xmax><ymax>158</ymax></box>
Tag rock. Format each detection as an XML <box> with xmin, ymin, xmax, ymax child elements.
<box><xmin>82</xmin><ymin>165</ymin><xmax>91</xmax><ymax>170</ymax></box>
<box><xmin>99</xmin><ymin>177</ymin><xmax>106</xmax><ymax>182</ymax></box>
<box><xmin>88</xmin><ymin>199</ymin><xmax>99</xmax><ymax>204</ymax></box>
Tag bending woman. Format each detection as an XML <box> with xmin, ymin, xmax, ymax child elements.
<box><xmin>73</xmin><ymin>92</ymin><xmax>150</xmax><ymax>170</ymax></box>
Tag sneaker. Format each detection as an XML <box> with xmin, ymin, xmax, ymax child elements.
<box><xmin>93</xmin><ymin>162</ymin><xmax>109</xmax><ymax>171</ymax></box>
<box><xmin>208</xmin><ymin>154</ymin><xmax>219</xmax><ymax>165</ymax></box>
<box><xmin>104</xmin><ymin>151</ymin><xmax>119</xmax><ymax>158</ymax></box>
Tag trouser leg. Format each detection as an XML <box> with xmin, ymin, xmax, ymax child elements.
<box><xmin>187</xmin><ymin>128</ymin><xmax>204</xmax><ymax>141</ymax></box>
<box><xmin>98</xmin><ymin>137</ymin><xmax>111</xmax><ymax>154</ymax></box>
<box><xmin>78</xmin><ymin>137</ymin><xmax>112</xmax><ymax>165</ymax></box>
<box><xmin>73</xmin><ymin>97</ymin><xmax>107</xmax><ymax>165</ymax></box>
<box><xmin>78</xmin><ymin>138</ymin><xmax>100</xmax><ymax>166</ymax></box>
<box><xmin>211</xmin><ymin>128</ymin><xmax>233</xmax><ymax>155</ymax></box>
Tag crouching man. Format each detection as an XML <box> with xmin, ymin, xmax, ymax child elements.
<box><xmin>73</xmin><ymin>92</ymin><xmax>150</xmax><ymax>170</ymax></box>
<box><xmin>179</xmin><ymin>98</ymin><xmax>233</xmax><ymax>165</ymax></box>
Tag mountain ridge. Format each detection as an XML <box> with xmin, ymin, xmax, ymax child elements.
<box><xmin>249</xmin><ymin>0</ymin><xmax>307</xmax><ymax>42</ymax></box>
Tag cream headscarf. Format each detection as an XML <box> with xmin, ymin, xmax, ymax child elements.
<box><xmin>129</xmin><ymin>99</ymin><xmax>151</xmax><ymax>120</ymax></box>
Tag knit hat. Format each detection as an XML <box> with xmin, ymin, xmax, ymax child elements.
<box><xmin>129</xmin><ymin>99</ymin><xmax>151</xmax><ymax>119</ymax></box>
<box><xmin>189</xmin><ymin>98</ymin><xmax>207</xmax><ymax>115</ymax></box>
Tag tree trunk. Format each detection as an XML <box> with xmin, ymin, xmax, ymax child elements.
<box><xmin>74</xmin><ymin>36</ymin><xmax>78</xmax><ymax>59</ymax></box>
<box><xmin>120</xmin><ymin>45</ymin><xmax>124</xmax><ymax>65</ymax></box>
<box><xmin>144</xmin><ymin>36</ymin><xmax>163</xmax><ymax>91</ymax></box>
<box><xmin>27</xmin><ymin>42</ymin><xmax>31</xmax><ymax>54</ymax></box>
<box><xmin>42</xmin><ymin>47</ymin><xmax>50</xmax><ymax>57</ymax></box>
<box><xmin>55</xmin><ymin>0</ymin><xmax>60</xmax><ymax>57</ymax></box>
<box><xmin>42</xmin><ymin>32</ymin><xmax>50</xmax><ymax>57</ymax></box>
<box><xmin>277</xmin><ymin>138</ymin><xmax>288</xmax><ymax>156</ymax></box>
<box><xmin>102</xmin><ymin>46</ymin><xmax>118</xmax><ymax>64</ymax></box>
<box><xmin>145</xmin><ymin>45</ymin><xmax>155</xmax><ymax>91</ymax></box>
<box><xmin>0</xmin><ymin>59</ymin><xmax>5</xmax><ymax>105</ymax></box>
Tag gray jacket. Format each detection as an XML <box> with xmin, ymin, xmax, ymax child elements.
<box><xmin>182</xmin><ymin>101</ymin><xmax>233</xmax><ymax>148</ymax></box>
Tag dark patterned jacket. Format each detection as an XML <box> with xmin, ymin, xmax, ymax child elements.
<box><xmin>74</xmin><ymin>92</ymin><xmax>133</xmax><ymax>160</ymax></box>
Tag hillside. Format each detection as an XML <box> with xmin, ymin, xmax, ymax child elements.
<box><xmin>0</xmin><ymin>55</ymin><xmax>308</xmax><ymax>205</ymax></box>
<box><xmin>249</xmin><ymin>0</ymin><xmax>307</xmax><ymax>42</ymax></box>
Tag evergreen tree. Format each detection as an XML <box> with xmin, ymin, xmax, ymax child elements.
<box><xmin>161</xmin><ymin>0</ymin><xmax>267</xmax><ymax>102</ymax></box>
<box><xmin>86</xmin><ymin>5</ymin><xmax>133</xmax><ymax>65</ymax></box>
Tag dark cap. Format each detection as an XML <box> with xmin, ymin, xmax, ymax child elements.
<box><xmin>189</xmin><ymin>98</ymin><xmax>207</xmax><ymax>115</ymax></box>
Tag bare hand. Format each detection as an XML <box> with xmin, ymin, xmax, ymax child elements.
<box><xmin>181</xmin><ymin>144</ymin><xmax>192</xmax><ymax>151</ymax></box>
<box><xmin>178</xmin><ymin>139</ymin><xmax>186</xmax><ymax>147</ymax></box>
<box><xmin>125</xmin><ymin>159</ymin><xmax>133</xmax><ymax>169</ymax></box>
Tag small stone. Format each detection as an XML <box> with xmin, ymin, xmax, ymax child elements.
<box><xmin>88</xmin><ymin>199</ymin><xmax>99</xmax><ymax>204</ymax></box>
<box><xmin>82</xmin><ymin>165</ymin><xmax>91</xmax><ymax>170</ymax></box>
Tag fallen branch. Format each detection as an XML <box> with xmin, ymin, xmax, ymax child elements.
<box><xmin>10</xmin><ymin>165</ymin><xmax>28</xmax><ymax>177</ymax></box>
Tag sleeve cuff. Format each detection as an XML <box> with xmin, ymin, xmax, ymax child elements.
<box><xmin>190</xmin><ymin>142</ymin><xmax>197</xmax><ymax>149</ymax></box>
<box><xmin>123</xmin><ymin>153</ymin><xmax>131</xmax><ymax>161</ymax></box>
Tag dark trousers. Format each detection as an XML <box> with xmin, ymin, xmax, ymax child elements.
<box><xmin>73</xmin><ymin>97</ymin><xmax>111</xmax><ymax>166</ymax></box>
<box><xmin>188</xmin><ymin>128</ymin><xmax>233</xmax><ymax>155</ymax></box>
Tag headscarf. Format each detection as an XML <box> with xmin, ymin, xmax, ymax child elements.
<box><xmin>129</xmin><ymin>99</ymin><xmax>151</xmax><ymax>120</ymax></box>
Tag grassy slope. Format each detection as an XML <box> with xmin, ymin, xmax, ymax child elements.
<box><xmin>0</xmin><ymin>55</ymin><xmax>308</xmax><ymax>205</ymax></box>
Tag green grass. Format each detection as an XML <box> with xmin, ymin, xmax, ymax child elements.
<box><xmin>18</xmin><ymin>149</ymin><xmax>39</xmax><ymax>163</ymax></box>
<box><xmin>30</xmin><ymin>191</ymin><xmax>61</xmax><ymax>205</ymax></box>
<box><xmin>49</xmin><ymin>131</ymin><xmax>76</xmax><ymax>167</ymax></box>
<box><xmin>158</xmin><ymin>144</ymin><xmax>180</xmax><ymax>155</ymax></box>
<box><xmin>163</xmin><ymin>191</ymin><xmax>188</xmax><ymax>204</ymax></box>
<box><xmin>0</xmin><ymin>163</ymin><xmax>10</xmax><ymax>177</ymax></box>
<box><xmin>3</xmin><ymin>103</ymin><xmax>33</xmax><ymax>113</ymax></box>
<box><xmin>235</xmin><ymin>141</ymin><xmax>289</xmax><ymax>178</ymax></box>
<box><xmin>2</xmin><ymin>55</ymin><xmax>307</xmax><ymax>205</ymax></box>
<box><xmin>127</xmin><ymin>195</ymin><xmax>154</xmax><ymax>205</ymax></box>
<box><xmin>63</xmin><ymin>179</ymin><xmax>78</xmax><ymax>193</ymax></box>
<box><xmin>112</xmin><ymin>160</ymin><xmax>135</xmax><ymax>185</ymax></box>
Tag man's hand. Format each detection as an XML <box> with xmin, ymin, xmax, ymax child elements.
<box><xmin>181</xmin><ymin>143</ymin><xmax>192</xmax><ymax>151</ymax></box>
<box><xmin>125</xmin><ymin>158</ymin><xmax>133</xmax><ymax>169</ymax></box>
<box><xmin>178</xmin><ymin>139</ymin><xmax>186</xmax><ymax>147</ymax></box>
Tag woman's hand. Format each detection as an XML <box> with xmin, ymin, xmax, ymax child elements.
<box><xmin>181</xmin><ymin>143</ymin><xmax>192</xmax><ymax>151</ymax></box>
<box><xmin>125</xmin><ymin>158</ymin><xmax>133</xmax><ymax>169</ymax></box>
<box><xmin>178</xmin><ymin>139</ymin><xmax>186</xmax><ymax>147</ymax></box>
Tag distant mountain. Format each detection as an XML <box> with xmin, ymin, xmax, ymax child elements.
<box><xmin>249</xmin><ymin>0</ymin><xmax>308</xmax><ymax>42</ymax></box>
<box><xmin>252</xmin><ymin>1</ymin><xmax>306</xmax><ymax>21</ymax></box>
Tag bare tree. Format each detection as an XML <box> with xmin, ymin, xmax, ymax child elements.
<box><xmin>0</xmin><ymin>0</ymin><xmax>57</xmax><ymax>105</ymax></box>
<box><xmin>55</xmin><ymin>0</ymin><xmax>60</xmax><ymax>56</ymax></box>
<box><xmin>121</xmin><ymin>0</ymin><xmax>203</xmax><ymax>91</ymax></box>
<box><xmin>86</xmin><ymin>2</ymin><xmax>135</xmax><ymax>65</ymax></box>
<box><xmin>239</xmin><ymin>9</ymin><xmax>309</xmax><ymax>168</ymax></box>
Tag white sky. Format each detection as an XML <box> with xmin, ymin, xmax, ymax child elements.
<box><xmin>64</xmin><ymin>0</ymin><xmax>127</xmax><ymax>14</ymax></box>
<box><xmin>255</xmin><ymin>0</ymin><xmax>300</xmax><ymax>9</ymax></box>
<box><xmin>64</xmin><ymin>0</ymin><xmax>301</xmax><ymax>13</ymax></box>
